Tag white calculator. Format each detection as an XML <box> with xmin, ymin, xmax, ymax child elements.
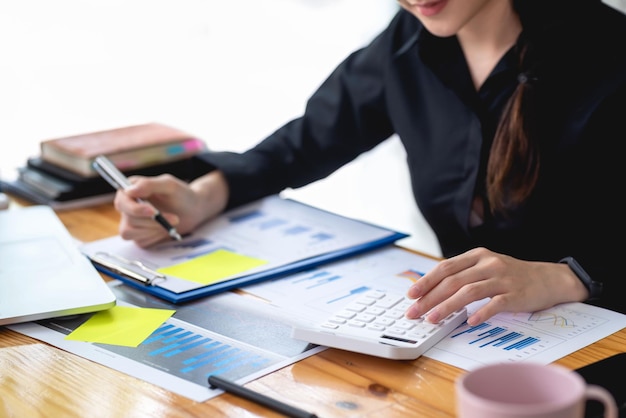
<box><xmin>291</xmin><ymin>290</ymin><xmax>467</xmax><ymax>360</ymax></box>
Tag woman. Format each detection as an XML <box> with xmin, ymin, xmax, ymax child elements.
<box><xmin>113</xmin><ymin>0</ymin><xmax>626</xmax><ymax>324</ymax></box>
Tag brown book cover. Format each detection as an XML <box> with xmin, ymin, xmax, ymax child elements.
<box><xmin>40</xmin><ymin>122</ymin><xmax>206</xmax><ymax>177</ymax></box>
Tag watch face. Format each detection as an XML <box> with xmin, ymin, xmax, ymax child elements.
<box><xmin>588</xmin><ymin>280</ymin><xmax>603</xmax><ymax>301</ymax></box>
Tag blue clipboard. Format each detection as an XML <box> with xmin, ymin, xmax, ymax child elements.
<box><xmin>83</xmin><ymin>195</ymin><xmax>409</xmax><ymax>303</ymax></box>
<box><xmin>91</xmin><ymin>232</ymin><xmax>406</xmax><ymax>303</ymax></box>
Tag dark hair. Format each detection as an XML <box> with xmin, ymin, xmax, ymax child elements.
<box><xmin>488</xmin><ymin>0</ymin><xmax>598</xmax><ymax>214</ymax></box>
<box><xmin>486</xmin><ymin>42</ymin><xmax>540</xmax><ymax>214</ymax></box>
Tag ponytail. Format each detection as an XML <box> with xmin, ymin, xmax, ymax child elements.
<box><xmin>486</xmin><ymin>43</ymin><xmax>540</xmax><ymax>214</ymax></box>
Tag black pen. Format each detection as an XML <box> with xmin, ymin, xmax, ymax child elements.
<box><xmin>208</xmin><ymin>375</ymin><xmax>318</xmax><ymax>418</ymax></box>
<box><xmin>92</xmin><ymin>155</ymin><xmax>182</xmax><ymax>241</ymax></box>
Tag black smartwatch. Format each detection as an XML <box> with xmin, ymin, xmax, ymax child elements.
<box><xmin>559</xmin><ymin>257</ymin><xmax>603</xmax><ymax>301</ymax></box>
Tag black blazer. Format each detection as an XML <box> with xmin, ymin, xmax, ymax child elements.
<box><xmin>195</xmin><ymin>1</ymin><xmax>626</xmax><ymax>313</ymax></box>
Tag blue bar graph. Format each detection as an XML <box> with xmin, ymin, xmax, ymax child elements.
<box><xmin>228</xmin><ymin>210</ymin><xmax>264</xmax><ymax>223</ymax></box>
<box><xmin>100</xmin><ymin>320</ymin><xmax>281</xmax><ymax>386</ymax></box>
<box><xmin>483</xmin><ymin>332</ymin><xmax>523</xmax><ymax>348</ymax></box>
<box><xmin>327</xmin><ymin>285</ymin><xmax>370</xmax><ymax>304</ymax></box>
<box><xmin>284</xmin><ymin>225</ymin><xmax>310</xmax><ymax>235</ymax></box>
<box><xmin>290</xmin><ymin>270</ymin><xmax>347</xmax><ymax>290</ymax></box>
<box><xmin>504</xmin><ymin>337</ymin><xmax>540</xmax><ymax>350</ymax></box>
<box><xmin>311</xmin><ymin>232</ymin><xmax>334</xmax><ymax>242</ymax></box>
<box><xmin>450</xmin><ymin>322</ymin><xmax>540</xmax><ymax>351</ymax></box>
<box><xmin>306</xmin><ymin>275</ymin><xmax>341</xmax><ymax>289</ymax></box>
<box><xmin>259</xmin><ymin>218</ymin><xmax>287</xmax><ymax>230</ymax></box>
<box><xmin>293</xmin><ymin>271</ymin><xmax>331</xmax><ymax>284</ymax></box>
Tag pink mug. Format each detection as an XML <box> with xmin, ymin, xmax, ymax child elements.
<box><xmin>456</xmin><ymin>362</ymin><xmax>617</xmax><ymax>418</ymax></box>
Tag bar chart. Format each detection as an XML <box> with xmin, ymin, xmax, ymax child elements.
<box><xmin>102</xmin><ymin>318</ymin><xmax>280</xmax><ymax>384</ymax></box>
<box><xmin>429</xmin><ymin>302</ymin><xmax>611</xmax><ymax>368</ymax></box>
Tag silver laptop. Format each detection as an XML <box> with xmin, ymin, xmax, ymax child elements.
<box><xmin>0</xmin><ymin>205</ymin><xmax>116</xmax><ymax>325</ymax></box>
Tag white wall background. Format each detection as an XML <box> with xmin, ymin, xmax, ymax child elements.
<box><xmin>0</xmin><ymin>0</ymin><xmax>442</xmax><ymax>256</ymax></box>
<box><xmin>2</xmin><ymin>1</ymin><xmax>624</xmax><ymax>256</ymax></box>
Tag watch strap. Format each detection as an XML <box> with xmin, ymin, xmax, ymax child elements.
<box><xmin>559</xmin><ymin>257</ymin><xmax>602</xmax><ymax>301</ymax></box>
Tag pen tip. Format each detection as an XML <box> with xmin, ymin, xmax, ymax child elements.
<box><xmin>170</xmin><ymin>230</ymin><xmax>183</xmax><ymax>241</ymax></box>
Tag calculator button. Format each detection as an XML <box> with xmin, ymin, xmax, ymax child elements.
<box><xmin>377</xmin><ymin>295</ymin><xmax>404</xmax><ymax>309</ymax></box>
<box><xmin>384</xmin><ymin>310</ymin><xmax>405</xmax><ymax>320</ymax></box>
<box><xmin>355</xmin><ymin>314</ymin><xmax>376</xmax><ymax>323</ymax></box>
<box><xmin>366</xmin><ymin>307</ymin><xmax>386</xmax><ymax>315</ymax></box>
<box><xmin>395</xmin><ymin>320</ymin><xmax>416</xmax><ymax>330</ymax></box>
<box><xmin>367</xmin><ymin>324</ymin><xmax>386</xmax><ymax>332</ymax></box>
<box><xmin>367</xmin><ymin>291</ymin><xmax>386</xmax><ymax>299</ymax></box>
<box><xmin>373</xmin><ymin>317</ymin><xmax>395</xmax><ymax>326</ymax></box>
<box><xmin>345</xmin><ymin>304</ymin><xmax>366</xmax><ymax>313</ymax></box>
<box><xmin>356</xmin><ymin>298</ymin><xmax>377</xmax><ymax>306</ymax></box>
<box><xmin>386</xmin><ymin>327</ymin><xmax>407</xmax><ymax>336</ymax></box>
<box><xmin>336</xmin><ymin>310</ymin><xmax>356</xmax><ymax>319</ymax></box>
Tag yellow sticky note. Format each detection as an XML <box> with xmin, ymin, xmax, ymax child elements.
<box><xmin>65</xmin><ymin>305</ymin><xmax>175</xmax><ymax>347</ymax></box>
<box><xmin>158</xmin><ymin>248</ymin><xmax>268</xmax><ymax>285</ymax></box>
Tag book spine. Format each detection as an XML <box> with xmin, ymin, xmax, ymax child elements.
<box><xmin>42</xmin><ymin>138</ymin><xmax>206</xmax><ymax>177</ymax></box>
<box><xmin>18</xmin><ymin>166</ymin><xmax>115</xmax><ymax>198</ymax></box>
<box><xmin>109</xmin><ymin>138</ymin><xmax>206</xmax><ymax>171</ymax></box>
<box><xmin>40</xmin><ymin>149</ymin><xmax>94</xmax><ymax>177</ymax></box>
<box><xmin>18</xmin><ymin>167</ymin><xmax>72</xmax><ymax>198</ymax></box>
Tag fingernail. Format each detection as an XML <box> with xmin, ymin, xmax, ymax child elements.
<box><xmin>426</xmin><ymin>310</ymin><xmax>440</xmax><ymax>324</ymax></box>
<box><xmin>407</xmin><ymin>284</ymin><xmax>421</xmax><ymax>298</ymax></box>
<box><xmin>466</xmin><ymin>314</ymin><xmax>480</xmax><ymax>326</ymax></box>
<box><xmin>405</xmin><ymin>305</ymin><xmax>420</xmax><ymax>319</ymax></box>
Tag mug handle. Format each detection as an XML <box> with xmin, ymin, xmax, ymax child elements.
<box><xmin>585</xmin><ymin>384</ymin><xmax>618</xmax><ymax>418</ymax></box>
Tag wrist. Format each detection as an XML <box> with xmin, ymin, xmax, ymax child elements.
<box><xmin>190</xmin><ymin>171</ymin><xmax>229</xmax><ymax>218</ymax></box>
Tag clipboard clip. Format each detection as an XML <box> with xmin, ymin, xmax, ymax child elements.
<box><xmin>90</xmin><ymin>251</ymin><xmax>166</xmax><ymax>286</ymax></box>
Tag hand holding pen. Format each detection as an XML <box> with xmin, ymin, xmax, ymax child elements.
<box><xmin>92</xmin><ymin>155</ymin><xmax>183</xmax><ymax>241</ymax></box>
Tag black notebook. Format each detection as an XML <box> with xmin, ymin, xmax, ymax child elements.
<box><xmin>1</xmin><ymin>157</ymin><xmax>202</xmax><ymax>210</ymax></box>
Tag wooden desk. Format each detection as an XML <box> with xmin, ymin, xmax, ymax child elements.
<box><xmin>1</xmin><ymin>202</ymin><xmax>625</xmax><ymax>417</ymax></box>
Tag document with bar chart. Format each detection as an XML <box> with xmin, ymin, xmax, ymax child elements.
<box><xmin>425</xmin><ymin>298</ymin><xmax>626</xmax><ymax>370</ymax></box>
<box><xmin>243</xmin><ymin>246</ymin><xmax>626</xmax><ymax>371</ymax></box>
<box><xmin>8</xmin><ymin>282</ymin><xmax>326</xmax><ymax>402</ymax></box>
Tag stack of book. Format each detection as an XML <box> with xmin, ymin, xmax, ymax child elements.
<box><xmin>1</xmin><ymin>123</ymin><xmax>207</xmax><ymax>210</ymax></box>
